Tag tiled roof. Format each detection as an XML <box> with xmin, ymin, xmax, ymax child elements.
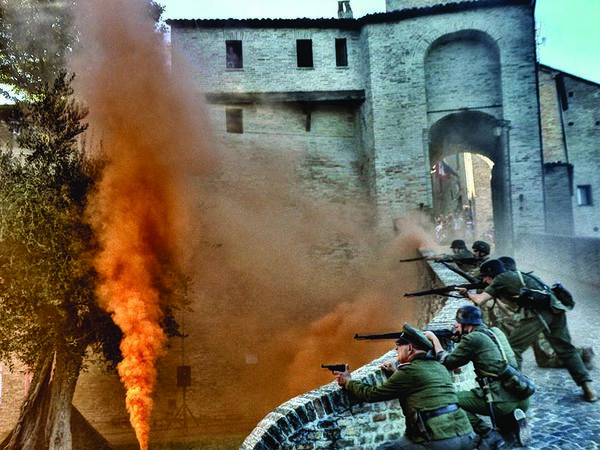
<box><xmin>166</xmin><ymin>0</ymin><xmax>532</xmax><ymax>28</ymax></box>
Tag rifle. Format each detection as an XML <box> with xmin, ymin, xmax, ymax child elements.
<box><xmin>321</xmin><ymin>364</ymin><xmax>347</xmax><ymax>373</ymax></box>
<box><xmin>354</xmin><ymin>329</ymin><xmax>455</xmax><ymax>341</ymax></box>
<box><xmin>399</xmin><ymin>256</ymin><xmax>427</xmax><ymax>262</ymax></box>
<box><xmin>403</xmin><ymin>281</ymin><xmax>486</xmax><ymax>298</ymax></box>
<box><xmin>437</xmin><ymin>260</ymin><xmax>480</xmax><ymax>283</ymax></box>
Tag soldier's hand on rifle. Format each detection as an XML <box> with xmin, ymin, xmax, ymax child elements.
<box><xmin>334</xmin><ymin>364</ymin><xmax>351</xmax><ymax>387</ymax></box>
<box><xmin>455</xmin><ymin>287</ymin><xmax>469</xmax><ymax>297</ymax></box>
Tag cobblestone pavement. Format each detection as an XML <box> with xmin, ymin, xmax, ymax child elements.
<box><xmin>501</xmin><ymin>269</ymin><xmax>600</xmax><ymax>449</ymax></box>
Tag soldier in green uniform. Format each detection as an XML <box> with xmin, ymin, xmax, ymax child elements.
<box><xmin>426</xmin><ymin>239</ymin><xmax>478</xmax><ymax>272</ymax></box>
<box><xmin>463</xmin><ymin>259</ymin><xmax>597</xmax><ymax>403</ymax></box>
<box><xmin>485</xmin><ymin>256</ymin><xmax>594</xmax><ymax>371</ymax></box>
<box><xmin>426</xmin><ymin>305</ymin><xmax>531</xmax><ymax>449</ymax></box>
<box><xmin>334</xmin><ymin>323</ymin><xmax>477</xmax><ymax>450</ymax></box>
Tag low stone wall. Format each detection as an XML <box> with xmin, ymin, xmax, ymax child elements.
<box><xmin>240</xmin><ymin>263</ymin><xmax>476</xmax><ymax>449</ymax></box>
<box><xmin>515</xmin><ymin>233</ymin><xmax>600</xmax><ymax>286</ymax></box>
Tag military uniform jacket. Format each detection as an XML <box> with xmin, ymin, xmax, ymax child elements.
<box><xmin>438</xmin><ymin>325</ymin><xmax>522</xmax><ymax>403</ymax></box>
<box><xmin>345</xmin><ymin>353</ymin><xmax>472</xmax><ymax>443</ymax></box>
<box><xmin>485</xmin><ymin>270</ymin><xmax>568</xmax><ymax>319</ymax></box>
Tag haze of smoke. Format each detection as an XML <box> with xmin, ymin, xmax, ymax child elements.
<box><xmin>71</xmin><ymin>0</ymin><xmax>215</xmax><ymax>448</ymax></box>
<box><xmin>69</xmin><ymin>0</ymin><xmax>439</xmax><ymax>439</ymax></box>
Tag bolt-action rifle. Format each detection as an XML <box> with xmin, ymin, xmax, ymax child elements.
<box><xmin>321</xmin><ymin>364</ymin><xmax>347</xmax><ymax>373</ymax></box>
<box><xmin>353</xmin><ymin>328</ymin><xmax>456</xmax><ymax>341</ymax></box>
<box><xmin>403</xmin><ymin>281</ymin><xmax>486</xmax><ymax>298</ymax></box>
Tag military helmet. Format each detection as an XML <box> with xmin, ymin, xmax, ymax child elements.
<box><xmin>498</xmin><ymin>256</ymin><xmax>517</xmax><ymax>271</ymax></box>
<box><xmin>450</xmin><ymin>239</ymin><xmax>467</xmax><ymax>249</ymax></box>
<box><xmin>394</xmin><ymin>323</ymin><xmax>433</xmax><ymax>352</ymax></box>
<box><xmin>472</xmin><ymin>240</ymin><xmax>491</xmax><ymax>255</ymax></box>
<box><xmin>479</xmin><ymin>258</ymin><xmax>506</xmax><ymax>277</ymax></box>
<box><xmin>455</xmin><ymin>305</ymin><xmax>483</xmax><ymax>325</ymax></box>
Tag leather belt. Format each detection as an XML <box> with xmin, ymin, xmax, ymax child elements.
<box><xmin>421</xmin><ymin>403</ymin><xmax>459</xmax><ymax>421</ymax></box>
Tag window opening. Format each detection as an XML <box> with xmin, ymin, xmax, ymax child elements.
<box><xmin>296</xmin><ymin>39</ymin><xmax>313</xmax><ymax>68</ymax></box>
<box><xmin>226</xmin><ymin>40</ymin><xmax>243</xmax><ymax>69</ymax></box>
<box><xmin>577</xmin><ymin>185</ymin><xmax>592</xmax><ymax>206</ymax></box>
<box><xmin>335</xmin><ymin>38</ymin><xmax>348</xmax><ymax>67</ymax></box>
<box><xmin>226</xmin><ymin>108</ymin><xmax>243</xmax><ymax>134</ymax></box>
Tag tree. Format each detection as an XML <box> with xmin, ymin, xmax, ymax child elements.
<box><xmin>0</xmin><ymin>0</ymin><xmax>75</xmax><ymax>98</ymax></box>
<box><xmin>0</xmin><ymin>0</ymin><xmax>165</xmax><ymax>100</ymax></box>
<box><xmin>0</xmin><ymin>71</ymin><xmax>184</xmax><ymax>449</ymax></box>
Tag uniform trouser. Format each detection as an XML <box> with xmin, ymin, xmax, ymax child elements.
<box><xmin>509</xmin><ymin>308</ymin><xmax>591</xmax><ymax>386</ymax></box>
<box><xmin>457</xmin><ymin>390</ymin><xmax>530</xmax><ymax>436</ymax></box>
<box><xmin>377</xmin><ymin>432</ymin><xmax>478</xmax><ymax>450</ymax></box>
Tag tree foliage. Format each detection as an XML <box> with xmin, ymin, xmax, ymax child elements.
<box><xmin>0</xmin><ymin>70</ymin><xmax>124</xmax><ymax>370</ymax></box>
<box><xmin>0</xmin><ymin>0</ymin><xmax>166</xmax><ymax>100</ymax></box>
<box><xmin>0</xmin><ymin>0</ymin><xmax>75</xmax><ymax>97</ymax></box>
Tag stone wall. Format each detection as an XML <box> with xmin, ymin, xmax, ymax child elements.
<box><xmin>515</xmin><ymin>232</ymin><xmax>600</xmax><ymax>287</ymax></box>
<box><xmin>240</xmin><ymin>263</ymin><xmax>476</xmax><ymax>449</ymax></box>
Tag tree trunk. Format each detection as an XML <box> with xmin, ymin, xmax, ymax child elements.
<box><xmin>2</xmin><ymin>351</ymin><xmax>54</xmax><ymax>450</ymax></box>
<box><xmin>0</xmin><ymin>344</ymin><xmax>109</xmax><ymax>450</ymax></box>
<box><xmin>45</xmin><ymin>345</ymin><xmax>84</xmax><ymax>450</ymax></box>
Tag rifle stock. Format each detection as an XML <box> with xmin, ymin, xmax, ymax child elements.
<box><xmin>404</xmin><ymin>281</ymin><xmax>486</xmax><ymax>298</ymax></box>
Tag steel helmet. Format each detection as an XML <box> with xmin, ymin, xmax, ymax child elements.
<box><xmin>472</xmin><ymin>240</ymin><xmax>491</xmax><ymax>255</ymax></box>
<box><xmin>498</xmin><ymin>256</ymin><xmax>517</xmax><ymax>271</ymax></box>
<box><xmin>450</xmin><ymin>239</ymin><xmax>467</xmax><ymax>249</ymax></box>
<box><xmin>455</xmin><ymin>305</ymin><xmax>483</xmax><ymax>325</ymax></box>
<box><xmin>479</xmin><ymin>259</ymin><xmax>506</xmax><ymax>277</ymax></box>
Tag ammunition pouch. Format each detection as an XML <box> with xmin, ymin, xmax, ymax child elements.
<box><xmin>517</xmin><ymin>287</ymin><xmax>551</xmax><ymax>309</ymax></box>
<box><xmin>551</xmin><ymin>282</ymin><xmax>575</xmax><ymax>310</ymax></box>
<box><xmin>497</xmin><ymin>364</ymin><xmax>536</xmax><ymax>399</ymax></box>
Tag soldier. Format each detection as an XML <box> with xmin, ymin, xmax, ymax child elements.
<box><xmin>471</xmin><ymin>240</ymin><xmax>491</xmax><ymax>266</ymax></box>
<box><xmin>426</xmin><ymin>239</ymin><xmax>478</xmax><ymax>272</ymax></box>
<box><xmin>426</xmin><ymin>305</ymin><xmax>532</xmax><ymax>449</ymax></box>
<box><xmin>333</xmin><ymin>323</ymin><xmax>477</xmax><ymax>449</ymax></box>
<box><xmin>486</xmin><ymin>256</ymin><xmax>594</xmax><ymax>371</ymax></box>
<box><xmin>462</xmin><ymin>259</ymin><xmax>597</xmax><ymax>403</ymax></box>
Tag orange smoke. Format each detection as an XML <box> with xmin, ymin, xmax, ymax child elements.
<box><xmin>71</xmin><ymin>0</ymin><xmax>214</xmax><ymax>448</ymax></box>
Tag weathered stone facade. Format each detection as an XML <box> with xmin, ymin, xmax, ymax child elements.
<box><xmin>539</xmin><ymin>66</ymin><xmax>600</xmax><ymax>237</ymax></box>
<box><xmin>168</xmin><ymin>0</ymin><xmax>544</xmax><ymax>254</ymax></box>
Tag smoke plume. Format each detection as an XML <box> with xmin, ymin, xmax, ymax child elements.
<box><xmin>71</xmin><ymin>0</ymin><xmax>214</xmax><ymax>448</ymax></box>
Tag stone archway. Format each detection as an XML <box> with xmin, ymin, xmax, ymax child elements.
<box><xmin>429</xmin><ymin>111</ymin><xmax>512</xmax><ymax>250</ymax></box>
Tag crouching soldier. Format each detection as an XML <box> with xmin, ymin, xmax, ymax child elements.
<box><xmin>334</xmin><ymin>323</ymin><xmax>478</xmax><ymax>449</ymax></box>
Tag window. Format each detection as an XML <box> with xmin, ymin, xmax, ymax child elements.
<box><xmin>226</xmin><ymin>40</ymin><xmax>243</xmax><ymax>69</ymax></box>
<box><xmin>335</xmin><ymin>38</ymin><xmax>348</xmax><ymax>67</ymax></box>
<box><xmin>577</xmin><ymin>185</ymin><xmax>593</xmax><ymax>206</ymax></box>
<box><xmin>226</xmin><ymin>108</ymin><xmax>243</xmax><ymax>134</ymax></box>
<box><xmin>296</xmin><ymin>39</ymin><xmax>313</xmax><ymax>68</ymax></box>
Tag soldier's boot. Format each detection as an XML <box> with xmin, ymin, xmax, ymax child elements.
<box><xmin>513</xmin><ymin>408</ymin><xmax>531</xmax><ymax>446</ymax></box>
<box><xmin>582</xmin><ymin>381</ymin><xmax>598</xmax><ymax>402</ymax></box>
<box><xmin>477</xmin><ymin>430</ymin><xmax>505</xmax><ymax>450</ymax></box>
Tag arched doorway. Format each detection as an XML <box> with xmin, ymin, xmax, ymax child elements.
<box><xmin>428</xmin><ymin>111</ymin><xmax>513</xmax><ymax>252</ymax></box>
